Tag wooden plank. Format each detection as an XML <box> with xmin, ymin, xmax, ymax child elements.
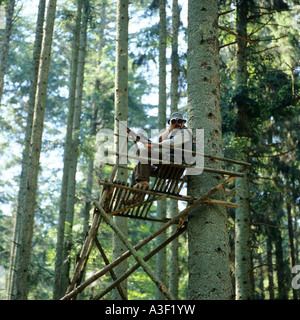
<box><xmin>99</xmin><ymin>180</ymin><xmax>237</xmax><ymax>207</ymax></box>
<box><xmin>98</xmin><ymin>180</ymin><xmax>238</xmax><ymax>220</ymax></box>
<box><xmin>177</xmin><ymin>175</ymin><xmax>187</xmax><ymax>194</ymax></box>
<box><xmin>169</xmin><ymin>167</ymin><xmax>184</xmax><ymax>193</ymax></box>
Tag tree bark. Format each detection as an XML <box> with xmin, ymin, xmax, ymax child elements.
<box><xmin>187</xmin><ymin>0</ymin><xmax>233</xmax><ymax>300</ymax></box>
<box><xmin>169</xmin><ymin>0</ymin><xmax>180</xmax><ymax>300</ymax></box>
<box><xmin>0</xmin><ymin>0</ymin><xmax>15</xmax><ymax>104</ymax></box>
<box><xmin>170</xmin><ymin>0</ymin><xmax>179</xmax><ymax>113</ymax></box>
<box><xmin>112</xmin><ymin>0</ymin><xmax>129</xmax><ymax>300</ymax></box>
<box><xmin>53</xmin><ymin>0</ymin><xmax>83</xmax><ymax>300</ymax></box>
<box><xmin>266</xmin><ymin>223</ymin><xmax>274</xmax><ymax>300</ymax></box>
<box><xmin>155</xmin><ymin>0</ymin><xmax>167</xmax><ymax>300</ymax></box>
<box><xmin>235</xmin><ymin>172</ymin><xmax>252</xmax><ymax>300</ymax></box>
<box><xmin>61</xmin><ymin>0</ymin><xmax>88</xmax><ymax>296</ymax></box>
<box><xmin>286</xmin><ymin>199</ymin><xmax>298</xmax><ymax>299</ymax></box>
<box><xmin>158</xmin><ymin>0</ymin><xmax>167</xmax><ymax>132</ymax></box>
<box><xmin>272</xmin><ymin>193</ymin><xmax>288</xmax><ymax>299</ymax></box>
<box><xmin>12</xmin><ymin>0</ymin><xmax>57</xmax><ymax>300</ymax></box>
<box><xmin>6</xmin><ymin>0</ymin><xmax>46</xmax><ymax>300</ymax></box>
<box><xmin>81</xmin><ymin>0</ymin><xmax>106</xmax><ymax>238</ymax></box>
<box><xmin>234</xmin><ymin>0</ymin><xmax>252</xmax><ymax>300</ymax></box>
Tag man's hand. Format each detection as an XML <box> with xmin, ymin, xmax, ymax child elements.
<box><xmin>169</xmin><ymin>121</ymin><xmax>176</xmax><ymax>131</ymax></box>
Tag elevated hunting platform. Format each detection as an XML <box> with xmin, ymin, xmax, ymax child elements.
<box><xmin>61</xmin><ymin>127</ymin><xmax>250</xmax><ymax>300</ymax></box>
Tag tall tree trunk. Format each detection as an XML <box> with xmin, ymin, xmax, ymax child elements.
<box><xmin>169</xmin><ymin>0</ymin><xmax>180</xmax><ymax>300</ymax></box>
<box><xmin>155</xmin><ymin>0</ymin><xmax>167</xmax><ymax>300</ymax></box>
<box><xmin>158</xmin><ymin>0</ymin><xmax>167</xmax><ymax>131</ymax></box>
<box><xmin>0</xmin><ymin>0</ymin><xmax>15</xmax><ymax>104</ymax></box>
<box><xmin>234</xmin><ymin>0</ymin><xmax>252</xmax><ymax>300</ymax></box>
<box><xmin>235</xmin><ymin>172</ymin><xmax>252</xmax><ymax>299</ymax></box>
<box><xmin>266</xmin><ymin>223</ymin><xmax>274</xmax><ymax>300</ymax></box>
<box><xmin>12</xmin><ymin>0</ymin><xmax>57</xmax><ymax>300</ymax></box>
<box><xmin>286</xmin><ymin>198</ymin><xmax>297</xmax><ymax>299</ymax></box>
<box><xmin>6</xmin><ymin>0</ymin><xmax>46</xmax><ymax>300</ymax></box>
<box><xmin>78</xmin><ymin>3</ymin><xmax>106</xmax><ymax>299</ymax></box>
<box><xmin>61</xmin><ymin>0</ymin><xmax>89</xmax><ymax>296</ymax></box>
<box><xmin>272</xmin><ymin>193</ymin><xmax>288</xmax><ymax>299</ymax></box>
<box><xmin>257</xmin><ymin>252</ymin><xmax>265</xmax><ymax>299</ymax></box>
<box><xmin>112</xmin><ymin>0</ymin><xmax>128</xmax><ymax>300</ymax></box>
<box><xmin>53</xmin><ymin>0</ymin><xmax>83</xmax><ymax>300</ymax></box>
<box><xmin>272</xmin><ymin>226</ymin><xmax>288</xmax><ymax>299</ymax></box>
<box><xmin>187</xmin><ymin>0</ymin><xmax>233</xmax><ymax>300</ymax></box>
<box><xmin>81</xmin><ymin>90</ymin><xmax>99</xmax><ymax>235</ymax></box>
<box><xmin>81</xmin><ymin>0</ymin><xmax>106</xmax><ymax>238</ymax></box>
<box><xmin>293</xmin><ymin>203</ymin><xmax>299</xmax><ymax>266</ymax></box>
<box><xmin>170</xmin><ymin>0</ymin><xmax>179</xmax><ymax>113</ymax></box>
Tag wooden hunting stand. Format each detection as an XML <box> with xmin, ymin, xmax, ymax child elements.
<box><xmin>61</xmin><ymin>132</ymin><xmax>250</xmax><ymax>300</ymax></box>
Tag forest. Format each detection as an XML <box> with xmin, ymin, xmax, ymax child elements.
<box><xmin>0</xmin><ymin>0</ymin><xmax>299</xmax><ymax>301</ymax></box>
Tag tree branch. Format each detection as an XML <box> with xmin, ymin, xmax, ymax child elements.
<box><xmin>252</xmin><ymin>222</ymin><xmax>287</xmax><ymax>229</ymax></box>
<box><xmin>219</xmin><ymin>41</ymin><xmax>237</xmax><ymax>49</ymax></box>
<box><xmin>218</xmin><ymin>25</ymin><xmax>257</xmax><ymax>45</ymax></box>
<box><xmin>249</xmin><ymin>142</ymin><xmax>281</xmax><ymax>154</ymax></box>
<box><xmin>218</xmin><ymin>9</ymin><xmax>235</xmax><ymax>17</ymax></box>
<box><xmin>251</xmin><ymin>46</ymin><xmax>279</xmax><ymax>55</ymax></box>
<box><xmin>248</xmin><ymin>8</ymin><xmax>291</xmax><ymax>20</ymax></box>
<box><xmin>254</xmin><ymin>34</ymin><xmax>288</xmax><ymax>42</ymax></box>
<box><xmin>248</xmin><ymin>15</ymin><xmax>274</xmax><ymax>37</ymax></box>
<box><xmin>256</xmin><ymin>147</ymin><xmax>298</xmax><ymax>158</ymax></box>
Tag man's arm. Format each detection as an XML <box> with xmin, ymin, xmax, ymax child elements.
<box><xmin>162</xmin><ymin>129</ymin><xmax>190</xmax><ymax>145</ymax></box>
<box><xmin>144</xmin><ymin>123</ymin><xmax>181</xmax><ymax>149</ymax></box>
<box><xmin>159</xmin><ymin>127</ymin><xmax>172</xmax><ymax>142</ymax></box>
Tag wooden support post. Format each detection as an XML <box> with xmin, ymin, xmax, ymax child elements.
<box><xmin>66</xmin><ymin>210</ymin><xmax>102</xmax><ymax>294</ymax></box>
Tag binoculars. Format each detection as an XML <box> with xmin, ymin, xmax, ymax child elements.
<box><xmin>171</xmin><ymin>118</ymin><xmax>185</xmax><ymax>124</ymax></box>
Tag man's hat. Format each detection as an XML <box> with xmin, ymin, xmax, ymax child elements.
<box><xmin>168</xmin><ymin>112</ymin><xmax>187</xmax><ymax>124</ymax></box>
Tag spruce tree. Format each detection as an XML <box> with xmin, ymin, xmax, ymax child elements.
<box><xmin>187</xmin><ymin>0</ymin><xmax>233</xmax><ymax>300</ymax></box>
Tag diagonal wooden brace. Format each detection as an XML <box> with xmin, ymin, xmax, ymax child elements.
<box><xmin>93</xmin><ymin>225</ymin><xmax>187</xmax><ymax>300</ymax></box>
<box><xmin>94</xmin><ymin>202</ymin><xmax>175</xmax><ymax>300</ymax></box>
<box><xmin>94</xmin><ymin>237</ymin><xmax>127</xmax><ymax>300</ymax></box>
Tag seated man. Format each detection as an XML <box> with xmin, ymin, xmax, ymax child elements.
<box><xmin>129</xmin><ymin>112</ymin><xmax>190</xmax><ymax>202</ymax></box>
